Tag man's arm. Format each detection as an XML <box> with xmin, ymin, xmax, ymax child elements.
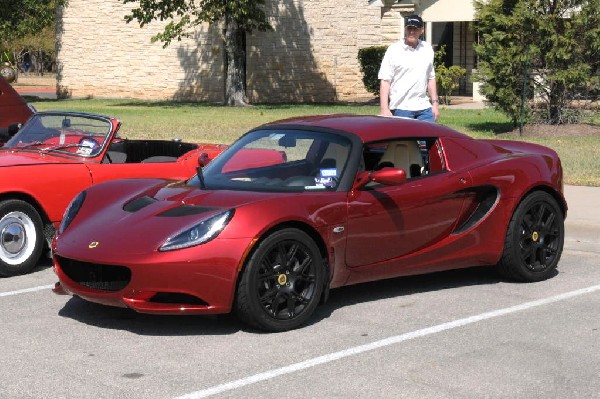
<box><xmin>427</xmin><ymin>78</ymin><xmax>439</xmax><ymax>121</ymax></box>
<box><xmin>380</xmin><ymin>80</ymin><xmax>392</xmax><ymax>116</ymax></box>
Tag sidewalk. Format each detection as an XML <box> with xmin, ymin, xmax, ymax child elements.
<box><xmin>564</xmin><ymin>184</ymin><xmax>600</xmax><ymax>253</ymax></box>
<box><xmin>12</xmin><ymin>73</ymin><xmax>55</xmax><ymax>95</ymax></box>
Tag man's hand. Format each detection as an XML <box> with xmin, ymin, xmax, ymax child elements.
<box><xmin>432</xmin><ymin>102</ymin><xmax>440</xmax><ymax>121</ymax></box>
<box><xmin>379</xmin><ymin>80</ymin><xmax>392</xmax><ymax>116</ymax></box>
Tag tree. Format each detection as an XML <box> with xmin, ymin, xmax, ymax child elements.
<box><xmin>122</xmin><ymin>0</ymin><xmax>271</xmax><ymax>106</ymax></box>
<box><xmin>0</xmin><ymin>0</ymin><xmax>66</xmax><ymax>40</ymax></box>
<box><xmin>0</xmin><ymin>0</ymin><xmax>66</xmax><ymax>79</ymax></box>
<box><xmin>474</xmin><ymin>0</ymin><xmax>599</xmax><ymax>125</ymax></box>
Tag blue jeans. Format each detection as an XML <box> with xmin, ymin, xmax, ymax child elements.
<box><xmin>392</xmin><ymin>108</ymin><xmax>434</xmax><ymax>122</ymax></box>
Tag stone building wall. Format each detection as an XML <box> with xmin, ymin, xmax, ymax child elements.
<box><xmin>246</xmin><ymin>1</ymin><xmax>382</xmax><ymax>103</ymax></box>
<box><xmin>56</xmin><ymin>1</ymin><xmax>385</xmax><ymax>103</ymax></box>
<box><xmin>56</xmin><ymin>1</ymin><xmax>225</xmax><ymax>101</ymax></box>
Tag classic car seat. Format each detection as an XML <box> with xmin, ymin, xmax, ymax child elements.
<box><xmin>102</xmin><ymin>151</ymin><xmax>127</xmax><ymax>164</ymax></box>
<box><xmin>377</xmin><ymin>141</ymin><xmax>424</xmax><ymax>177</ymax></box>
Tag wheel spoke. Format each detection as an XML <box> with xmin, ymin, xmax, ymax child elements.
<box><xmin>285</xmin><ymin>243</ymin><xmax>299</xmax><ymax>268</ymax></box>
<box><xmin>259</xmin><ymin>287</ymin><xmax>278</xmax><ymax>305</ymax></box>
<box><xmin>258</xmin><ymin>260</ymin><xmax>278</xmax><ymax>281</ymax></box>
<box><xmin>543</xmin><ymin>211</ymin><xmax>556</xmax><ymax>231</ymax></box>
<box><xmin>286</xmin><ymin>297</ymin><xmax>296</xmax><ymax>318</ymax></box>
<box><xmin>296</xmin><ymin>256</ymin><xmax>312</xmax><ymax>275</ymax></box>
<box><xmin>521</xmin><ymin>215</ymin><xmax>534</xmax><ymax>235</ymax></box>
<box><xmin>537</xmin><ymin>248</ymin><xmax>547</xmax><ymax>267</ymax></box>
<box><xmin>534</xmin><ymin>204</ymin><xmax>547</xmax><ymax>225</ymax></box>
<box><xmin>276</xmin><ymin>243</ymin><xmax>288</xmax><ymax>267</ymax></box>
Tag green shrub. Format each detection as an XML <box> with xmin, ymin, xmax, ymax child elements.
<box><xmin>358</xmin><ymin>46</ymin><xmax>388</xmax><ymax>96</ymax></box>
<box><xmin>434</xmin><ymin>45</ymin><xmax>466</xmax><ymax>105</ymax></box>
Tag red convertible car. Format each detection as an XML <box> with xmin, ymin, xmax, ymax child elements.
<box><xmin>0</xmin><ymin>111</ymin><xmax>225</xmax><ymax>277</ymax></box>
<box><xmin>52</xmin><ymin>115</ymin><xmax>566</xmax><ymax>332</ymax></box>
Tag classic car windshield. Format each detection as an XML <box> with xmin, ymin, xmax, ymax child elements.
<box><xmin>190</xmin><ymin>129</ymin><xmax>352</xmax><ymax>192</ymax></box>
<box><xmin>4</xmin><ymin>113</ymin><xmax>112</xmax><ymax>157</ymax></box>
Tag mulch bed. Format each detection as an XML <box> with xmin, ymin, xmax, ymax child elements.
<box><xmin>501</xmin><ymin>123</ymin><xmax>600</xmax><ymax>138</ymax></box>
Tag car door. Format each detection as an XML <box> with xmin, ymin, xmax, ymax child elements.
<box><xmin>345</xmin><ymin>140</ymin><xmax>472</xmax><ymax>268</ymax></box>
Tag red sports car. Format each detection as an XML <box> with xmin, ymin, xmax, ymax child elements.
<box><xmin>52</xmin><ymin>115</ymin><xmax>567</xmax><ymax>332</ymax></box>
<box><xmin>0</xmin><ymin>111</ymin><xmax>225</xmax><ymax>277</ymax></box>
<box><xmin>0</xmin><ymin>76</ymin><xmax>35</xmax><ymax>138</ymax></box>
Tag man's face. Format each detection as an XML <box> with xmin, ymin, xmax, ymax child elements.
<box><xmin>405</xmin><ymin>25</ymin><xmax>423</xmax><ymax>42</ymax></box>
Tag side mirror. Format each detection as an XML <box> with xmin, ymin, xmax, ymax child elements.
<box><xmin>370</xmin><ymin>168</ymin><xmax>407</xmax><ymax>186</ymax></box>
<box><xmin>7</xmin><ymin>122</ymin><xmax>22</xmax><ymax>137</ymax></box>
<box><xmin>198</xmin><ymin>152</ymin><xmax>210</xmax><ymax>167</ymax></box>
<box><xmin>352</xmin><ymin>168</ymin><xmax>407</xmax><ymax>191</ymax></box>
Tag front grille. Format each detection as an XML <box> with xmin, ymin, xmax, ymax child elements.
<box><xmin>56</xmin><ymin>256</ymin><xmax>131</xmax><ymax>292</ymax></box>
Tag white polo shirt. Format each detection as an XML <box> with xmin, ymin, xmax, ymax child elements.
<box><xmin>378</xmin><ymin>39</ymin><xmax>435</xmax><ymax>111</ymax></box>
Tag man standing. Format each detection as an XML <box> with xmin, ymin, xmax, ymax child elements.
<box><xmin>378</xmin><ymin>15</ymin><xmax>439</xmax><ymax>122</ymax></box>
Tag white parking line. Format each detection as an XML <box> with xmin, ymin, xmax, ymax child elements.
<box><xmin>0</xmin><ymin>284</ymin><xmax>54</xmax><ymax>297</ymax></box>
<box><xmin>175</xmin><ymin>283</ymin><xmax>600</xmax><ymax>399</ymax></box>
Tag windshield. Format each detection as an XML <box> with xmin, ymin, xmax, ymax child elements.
<box><xmin>189</xmin><ymin>129</ymin><xmax>353</xmax><ymax>192</ymax></box>
<box><xmin>4</xmin><ymin>113</ymin><xmax>113</xmax><ymax>157</ymax></box>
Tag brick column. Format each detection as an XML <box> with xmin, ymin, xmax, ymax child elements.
<box><xmin>380</xmin><ymin>3</ymin><xmax>416</xmax><ymax>45</ymax></box>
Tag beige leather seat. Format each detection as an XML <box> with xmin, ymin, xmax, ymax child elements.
<box><xmin>377</xmin><ymin>141</ymin><xmax>424</xmax><ymax>177</ymax></box>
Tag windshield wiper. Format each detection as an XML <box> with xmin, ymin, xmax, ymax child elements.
<box><xmin>41</xmin><ymin>143</ymin><xmax>86</xmax><ymax>153</ymax></box>
<box><xmin>12</xmin><ymin>141</ymin><xmax>45</xmax><ymax>151</ymax></box>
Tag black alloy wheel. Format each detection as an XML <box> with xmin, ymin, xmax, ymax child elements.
<box><xmin>497</xmin><ymin>191</ymin><xmax>564</xmax><ymax>282</ymax></box>
<box><xmin>236</xmin><ymin>228</ymin><xmax>324</xmax><ymax>332</ymax></box>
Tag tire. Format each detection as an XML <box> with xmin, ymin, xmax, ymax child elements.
<box><xmin>0</xmin><ymin>200</ymin><xmax>44</xmax><ymax>277</ymax></box>
<box><xmin>235</xmin><ymin>228</ymin><xmax>324</xmax><ymax>332</ymax></box>
<box><xmin>496</xmin><ymin>191</ymin><xmax>564</xmax><ymax>282</ymax></box>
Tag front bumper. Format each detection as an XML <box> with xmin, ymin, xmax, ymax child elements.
<box><xmin>53</xmin><ymin>238</ymin><xmax>250</xmax><ymax>315</ymax></box>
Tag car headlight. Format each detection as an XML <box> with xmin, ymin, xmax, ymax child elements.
<box><xmin>159</xmin><ymin>209</ymin><xmax>234</xmax><ymax>251</ymax></box>
<box><xmin>59</xmin><ymin>190</ymin><xmax>87</xmax><ymax>234</ymax></box>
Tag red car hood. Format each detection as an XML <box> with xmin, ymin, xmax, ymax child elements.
<box><xmin>60</xmin><ymin>179</ymin><xmax>319</xmax><ymax>258</ymax></box>
<box><xmin>0</xmin><ymin>149</ymin><xmax>80</xmax><ymax>166</ymax></box>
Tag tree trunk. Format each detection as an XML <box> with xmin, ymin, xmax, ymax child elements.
<box><xmin>224</xmin><ymin>14</ymin><xmax>247</xmax><ymax>106</ymax></box>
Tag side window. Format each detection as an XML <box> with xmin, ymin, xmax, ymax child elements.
<box><xmin>362</xmin><ymin>138</ymin><xmax>446</xmax><ymax>179</ymax></box>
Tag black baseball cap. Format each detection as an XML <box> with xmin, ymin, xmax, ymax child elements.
<box><xmin>405</xmin><ymin>15</ymin><xmax>423</xmax><ymax>28</ymax></box>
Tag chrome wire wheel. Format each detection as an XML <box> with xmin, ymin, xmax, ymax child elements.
<box><xmin>236</xmin><ymin>228</ymin><xmax>324</xmax><ymax>332</ymax></box>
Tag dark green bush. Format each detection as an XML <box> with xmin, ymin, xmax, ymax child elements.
<box><xmin>358</xmin><ymin>46</ymin><xmax>388</xmax><ymax>96</ymax></box>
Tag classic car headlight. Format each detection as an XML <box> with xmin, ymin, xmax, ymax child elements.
<box><xmin>59</xmin><ymin>190</ymin><xmax>87</xmax><ymax>234</ymax></box>
<box><xmin>159</xmin><ymin>209</ymin><xmax>234</xmax><ymax>251</ymax></box>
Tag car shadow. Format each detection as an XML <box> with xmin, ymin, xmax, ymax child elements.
<box><xmin>32</xmin><ymin>256</ymin><xmax>54</xmax><ymax>273</ymax></box>
<box><xmin>58</xmin><ymin>297</ymin><xmax>243</xmax><ymax>336</ymax></box>
<box><xmin>0</xmin><ymin>257</ymin><xmax>53</xmax><ymax>279</ymax></box>
<box><xmin>308</xmin><ymin>265</ymin><xmax>511</xmax><ymax>327</ymax></box>
<box><xmin>56</xmin><ymin>265</ymin><xmax>517</xmax><ymax>336</ymax></box>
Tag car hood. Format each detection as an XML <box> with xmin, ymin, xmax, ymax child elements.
<box><xmin>60</xmin><ymin>179</ymin><xmax>331</xmax><ymax>257</ymax></box>
<box><xmin>0</xmin><ymin>149</ymin><xmax>80</xmax><ymax>166</ymax></box>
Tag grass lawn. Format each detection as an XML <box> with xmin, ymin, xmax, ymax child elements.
<box><xmin>31</xmin><ymin>99</ymin><xmax>600</xmax><ymax>186</ymax></box>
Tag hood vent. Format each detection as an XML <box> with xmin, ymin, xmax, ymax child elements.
<box><xmin>123</xmin><ymin>195</ymin><xmax>157</xmax><ymax>212</ymax></box>
<box><xmin>157</xmin><ymin>205</ymin><xmax>218</xmax><ymax>217</ymax></box>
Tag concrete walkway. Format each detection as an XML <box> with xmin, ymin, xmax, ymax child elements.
<box><xmin>564</xmin><ymin>184</ymin><xmax>600</xmax><ymax>253</ymax></box>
